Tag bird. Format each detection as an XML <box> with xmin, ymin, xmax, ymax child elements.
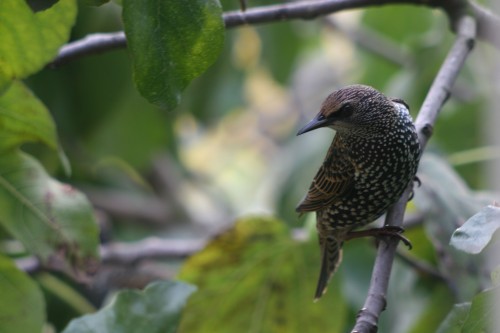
<box><xmin>296</xmin><ymin>84</ymin><xmax>421</xmax><ymax>301</ymax></box>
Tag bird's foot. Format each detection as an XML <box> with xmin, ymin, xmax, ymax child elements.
<box><xmin>345</xmin><ymin>226</ymin><xmax>412</xmax><ymax>250</ymax></box>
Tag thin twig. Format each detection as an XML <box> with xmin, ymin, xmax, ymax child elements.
<box><xmin>16</xmin><ymin>238</ymin><xmax>206</xmax><ymax>273</ymax></box>
<box><xmin>48</xmin><ymin>0</ymin><xmax>499</xmax><ymax>67</ymax></box>
<box><xmin>48</xmin><ymin>32</ymin><xmax>126</xmax><ymax>68</ymax></box>
<box><xmin>100</xmin><ymin>237</ymin><xmax>206</xmax><ymax>264</ymax></box>
<box><xmin>323</xmin><ymin>17</ymin><xmax>414</xmax><ymax>67</ymax></box>
<box><xmin>351</xmin><ymin>15</ymin><xmax>476</xmax><ymax>333</ymax></box>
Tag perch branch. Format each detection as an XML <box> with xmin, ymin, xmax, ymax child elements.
<box><xmin>351</xmin><ymin>15</ymin><xmax>476</xmax><ymax>333</ymax></box>
<box><xmin>48</xmin><ymin>0</ymin><xmax>499</xmax><ymax>67</ymax></box>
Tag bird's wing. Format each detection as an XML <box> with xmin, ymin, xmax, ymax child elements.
<box><xmin>296</xmin><ymin>135</ymin><xmax>356</xmax><ymax>212</ymax></box>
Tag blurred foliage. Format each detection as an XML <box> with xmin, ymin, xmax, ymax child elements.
<box><xmin>0</xmin><ymin>254</ymin><xmax>45</xmax><ymax>333</ymax></box>
<box><xmin>0</xmin><ymin>0</ymin><xmax>498</xmax><ymax>332</ymax></box>
<box><xmin>178</xmin><ymin>216</ymin><xmax>348</xmax><ymax>332</ymax></box>
<box><xmin>62</xmin><ymin>280</ymin><xmax>196</xmax><ymax>333</ymax></box>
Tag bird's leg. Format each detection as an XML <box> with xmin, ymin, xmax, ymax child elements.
<box><xmin>345</xmin><ymin>226</ymin><xmax>412</xmax><ymax>249</ymax></box>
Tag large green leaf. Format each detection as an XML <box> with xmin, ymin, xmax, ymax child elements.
<box><xmin>0</xmin><ymin>151</ymin><xmax>99</xmax><ymax>276</ymax></box>
<box><xmin>62</xmin><ymin>280</ymin><xmax>196</xmax><ymax>333</ymax></box>
<box><xmin>0</xmin><ymin>81</ymin><xmax>58</xmax><ymax>152</ymax></box>
<box><xmin>122</xmin><ymin>0</ymin><xmax>225</xmax><ymax>110</ymax></box>
<box><xmin>178</xmin><ymin>216</ymin><xmax>348</xmax><ymax>333</ymax></box>
<box><xmin>437</xmin><ymin>287</ymin><xmax>498</xmax><ymax>333</ymax></box>
<box><xmin>0</xmin><ymin>0</ymin><xmax>77</xmax><ymax>92</ymax></box>
<box><xmin>0</xmin><ymin>254</ymin><xmax>45</xmax><ymax>333</ymax></box>
<box><xmin>436</xmin><ymin>303</ymin><xmax>471</xmax><ymax>333</ymax></box>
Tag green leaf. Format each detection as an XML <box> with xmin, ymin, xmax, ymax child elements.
<box><xmin>461</xmin><ymin>288</ymin><xmax>496</xmax><ymax>333</ymax></box>
<box><xmin>0</xmin><ymin>254</ymin><xmax>45</xmax><ymax>333</ymax></box>
<box><xmin>178</xmin><ymin>216</ymin><xmax>348</xmax><ymax>333</ymax></box>
<box><xmin>0</xmin><ymin>81</ymin><xmax>58</xmax><ymax>151</ymax></box>
<box><xmin>0</xmin><ymin>151</ymin><xmax>99</xmax><ymax>277</ymax></box>
<box><xmin>80</xmin><ymin>0</ymin><xmax>110</xmax><ymax>6</ymax></box>
<box><xmin>436</xmin><ymin>303</ymin><xmax>471</xmax><ymax>333</ymax></box>
<box><xmin>437</xmin><ymin>287</ymin><xmax>498</xmax><ymax>333</ymax></box>
<box><xmin>0</xmin><ymin>0</ymin><xmax>77</xmax><ymax>91</ymax></box>
<box><xmin>62</xmin><ymin>280</ymin><xmax>196</xmax><ymax>333</ymax></box>
<box><xmin>122</xmin><ymin>0</ymin><xmax>225</xmax><ymax>110</ymax></box>
<box><xmin>450</xmin><ymin>205</ymin><xmax>500</xmax><ymax>254</ymax></box>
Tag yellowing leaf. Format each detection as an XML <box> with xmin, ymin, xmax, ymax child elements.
<box><xmin>178</xmin><ymin>216</ymin><xmax>347</xmax><ymax>333</ymax></box>
<box><xmin>0</xmin><ymin>152</ymin><xmax>99</xmax><ymax>278</ymax></box>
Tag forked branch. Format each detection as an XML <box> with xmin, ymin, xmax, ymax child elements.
<box><xmin>49</xmin><ymin>0</ymin><xmax>499</xmax><ymax>67</ymax></box>
<box><xmin>351</xmin><ymin>15</ymin><xmax>476</xmax><ymax>333</ymax></box>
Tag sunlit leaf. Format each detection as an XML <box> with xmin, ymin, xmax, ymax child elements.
<box><xmin>0</xmin><ymin>81</ymin><xmax>58</xmax><ymax>152</ymax></box>
<box><xmin>122</xmin><ymin>0</ymin><xmax>225</xmax><ymax>110</ymax></box>
<box><xmin>450</xmin><ymin>205</ymin><xmax>500</xmax><ymax>254</ymax></box>
<box><xmin>178</xmin><ymin>216</ymin><xmax>348</xmax><ymax>333</ymax></box>
<box><xmin>0</xmin><ymin>254</ymin><xmax>45</xmax><ymax>333</ymax></box>
<box><xmin>0</xmin><ymin>0</ymin><xmax>76</xmax><ymax>92</ymax></box>
<box><xmin>62</xmin><ymin>280</ymin><xmax>196</xmax><ymax>333</ymax></box>
<box><xmin>0</xmin><ymin>152</ymin><xmax>99</xmax><ymax>277</ymax></box>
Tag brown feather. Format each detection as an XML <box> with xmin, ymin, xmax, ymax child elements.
<box><xmin>296</xmin><ymin>135</ymin><xmax>355</xmax><ymax>212</ymax></box>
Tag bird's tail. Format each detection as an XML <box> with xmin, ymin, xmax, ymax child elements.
<box><xmin>314</xmin><ymin>234</ymin><xmax>343</xmax><ymax>301</ymax></box>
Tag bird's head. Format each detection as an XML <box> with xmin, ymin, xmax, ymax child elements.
<box><xmin>297</xmin><ymin>85</ymin><xmax>395</xmax><ymax>136</ymax></box>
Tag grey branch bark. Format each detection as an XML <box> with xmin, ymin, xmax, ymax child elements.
<box><xmin>100</xmin><ymin>237</ymin><xmax>206</xmax><ymax>264</ymax></box>
<box><xmin>48</xmin><ymin>32</ymin><xmax>126</xmax><ymax>68</ymax></box>
<box><xmin>351</xmin><ymin>15</ymin><xmax>476</xmax><ymax>333</ymax></box>
<box><xmin>49</xmin><ymin>0</ymin><xmax>499</xmax><ymax>67</ymax></box>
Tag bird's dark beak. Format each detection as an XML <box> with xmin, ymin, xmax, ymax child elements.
<box><xmin>297</xmin><ymin>115</ymin><xmax>328</xmax><ymax>136</ymax></box>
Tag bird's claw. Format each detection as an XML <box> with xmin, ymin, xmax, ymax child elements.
<box><xmin>346</xmin><ymin>225</ymin><xmax>412</xmax><ymax>250</ymax></box>
<box><xmin>407</xmin><ymin>176</ymin><xmax>421</xmax><ymax>202</ymax></box>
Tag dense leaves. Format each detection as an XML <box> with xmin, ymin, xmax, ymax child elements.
<box><xmin>62</xmin><ymin>280</ymin><xmax>196</xmax><ymax>333</ymax></box>
<box><xmin>122</xmin><ymin>0</ymin><xmax>225</xmax><ymax>110</ymax></box>
<box><xmin>0</xmin><ymin>0</ymin><xmax>497</xmax><ymax>332</ymax></box>
<box><xmin>413</xmin><ymin>154</ymin><xmax>491</xmax><ymax>301</ymax></box>
<box><xmin>0</xmin><ymin>80</ymin><xmax>98</xmax><ymax>276</ymax></box>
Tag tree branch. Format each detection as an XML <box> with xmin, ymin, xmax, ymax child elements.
<box><xmin>48</xmin><ymin>0</ymin><xmax>499</xmax><ymax>68</ymax></box>
<box><xmin>351</xmin><ymin>15</ymin><xmax>476</xmax><ymax>333</ymax></box>
<box><xmin>48</xmin><ymin>32</ymin><xmax>126</xmax><ymax>68</ymax></box>
<box><xmin>100</xmin><ymin>237</ymin><xmax>206</xmax><ymax>264</ymax></box>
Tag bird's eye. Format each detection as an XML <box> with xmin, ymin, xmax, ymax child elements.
<box><xmin>335</xmin><ymin>103</ymin><xmax>353</xmax><ymax>118</ymax></box>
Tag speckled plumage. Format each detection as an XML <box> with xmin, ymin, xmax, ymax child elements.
<box><xmin>296</xmin><ymin>85</ymin><xmax>421</xmax><ymax>300</ymax></box>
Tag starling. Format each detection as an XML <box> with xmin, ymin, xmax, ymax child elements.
<box><xmin>296</xmin><ymin>84</ymin><xmax>421</xmax><ymax>300</ymax></box>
